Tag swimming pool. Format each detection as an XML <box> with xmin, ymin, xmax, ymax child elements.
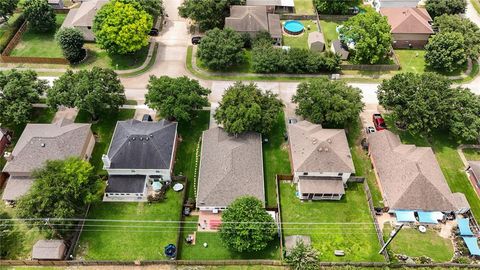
<box><xmin>284</xmin><ymin>20</ymin><xmax>304</xmax><ymax>35</ymax></box>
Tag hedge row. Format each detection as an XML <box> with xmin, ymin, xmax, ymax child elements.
<box><xmin>0</xmin><ymin>13</ymin><xmax>25</xmax><ymax>53</ymax></box>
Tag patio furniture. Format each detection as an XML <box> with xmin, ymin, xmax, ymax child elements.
<box><xmin>164</xmin><ymin>244</ymin><xmax>176</xmax><ymax>258</ymax></box>
<box><xmin>418</xmin><ymin>225</ymin><xmax>426</xmax><ymax>233</ymax></box>
<box><xmin>334</xmin><ymin>250</ymin><xmax>345</xmax><ymax>256</ymax></box>
<box><xmin>173</xmin><ymin>183</ymin><xmax>184</xmax><ymax>192</ymax></box>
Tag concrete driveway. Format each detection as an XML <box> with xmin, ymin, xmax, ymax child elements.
<box><xmin>466</xmin><ymin>0</ymin><xmax>480</xmax><ymax>27</ymax></box>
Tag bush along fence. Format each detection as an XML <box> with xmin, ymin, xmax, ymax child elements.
<box><xmin>0</xmin><ymin>21</ymin><xmax>69</xmax><ymax>65</ymax></box>
<box><xmin>274</xmin><ymin>174</ymin><xmax>293</xmax><ymax>260</ymax></box>
<box><xmin>0</xmin><ymin>15</ymin><xmax>25</xmax><ymax>53</ymax></box>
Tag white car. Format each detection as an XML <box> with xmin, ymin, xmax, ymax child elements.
<box><xmin>366</xmin><ymin>126</ymin><xmax>376</xmax><ymax>134</ymax></box>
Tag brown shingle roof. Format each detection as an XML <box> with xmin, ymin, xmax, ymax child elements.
<box><xmin>380</xmin><ymin>7</ymin><xmax>433</xmax><ymax>34</ymax></box>
<box><xmin>225</xmin><ymin>5</ymin><xmax>282</xmax><ymax>38</ymax></box>
<box><xmin>369</xmin><ymin>130</ymin><xmax>468</xmax><ymax>212</ymax></box>
<box><xmin>288</xmin><ymin>121</ymin><xmax>355</xmax><ymax>174</ymax></box>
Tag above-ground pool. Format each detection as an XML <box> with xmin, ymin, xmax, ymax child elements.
<box><xmin>284</xmin><ymin>20</ymin><xmax>304</xmax><ymax>35</ymax></box>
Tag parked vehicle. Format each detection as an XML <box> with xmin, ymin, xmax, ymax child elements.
<box><xmin>191</xmin><ymin>36</ymin><xmax>202</xmax><ymax>45</ymax></box>
<box><xmin>366</xmin><ymin>126</ymin><xmax>375</xmax><ymax>134</ymax></box>
<box><xmin>149</xmin><ymin>28</ymin><xmax>159</xmax><ymax>36</ymax></box>
<box><xmin>288</xmin><ymin>118</ymin><xmax>297</xmax><ymax>125</ymax></box>
<box><xmin>372</xmin><ymin>113</ymin><xmax>387</xmax><ymax>131</ymax></box>
<box><xmin>142</xmin><ymin>114</ymin><xmax>153</xmax><ymax>122</ymax></box>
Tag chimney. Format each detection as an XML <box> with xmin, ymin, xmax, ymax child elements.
<box><xmin>4</xmin><ymin>152</ymin><xmax>13</xmax><ymax>162</ymax></box>
<box><xmin>102</xmin><ymin>154</ymin><xmax>111</xmax><ymax>169</ymax></box>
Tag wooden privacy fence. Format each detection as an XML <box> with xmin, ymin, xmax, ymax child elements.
<box><xmin>1</xmin><ymin>20</ymin><xmax>28</xmax><ymax>56</ymax></box>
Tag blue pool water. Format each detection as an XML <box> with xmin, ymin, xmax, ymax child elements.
<box><xmin>284</xmin><ymin>20</ymin><xmax>304</xmax><ymax>35</ymax></box>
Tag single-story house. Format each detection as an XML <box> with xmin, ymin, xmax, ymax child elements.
<box><xmin>2</xmin><ymin>120</ymin><xmax>94</xmax><ymax>202</ymax></box>
<box><xmin>246</xmin><ymin>0</ymin><xmax>295</xmax><ymax>13</ymax></box>
<box><xmin>380</xmin><ymin>7</ymin><xmax>433</xmax><ymax>48</ymax></box>
<box><xmin>369</xmin><ymin>130</ymin><xmax>470</xmax><ymax>214</ymax></box>
<box><xmin>61</xmin><ymin>0</ymin><xmax>108</xmax><ymax>41</ymax></box>
<box><xmin>373</xmin><ymin>0</ymin><xmax>420</xmax><ymax>10</ymax></box>
<box><xmin>48</xmin><ymin>0</ymin><xmax>64</xmax><ymax>9</ymax></box>
<box><xmin>225</xmin><ymin>5</ymin><xmax>282</xmax><ymax>45</ymax></box>
<box><xmin>288</xmin><ymin>121</ymin><xmax>355</xmax><ymax>201</ymax></box>
<box><xmin>0</xmin><ymin>127</ymin><xmax>12</xmax><ymax>156</ymax></box>
<box><xmin>32</xmin><ymin>240</ymin><xmax>66</xmax><ymax>260</ymax></box>
<box><xmin>102</xmin><ymin>119</ymin><xmax>178</xmax><ymax>202</ymax></box>
<box><xmin>308</xmin><ymin>32</ymin><xmax>325</xmax><ymax>52</ymax></box>
<box><xmin>469</xmin><ymin>161</ymin><xmax>480</xmax><ymax>186</ymax></box>
<box><xmin>331</xmin><ymin>39</ymin><xmax>349</xmax><ymax>60</ymax></box>
<box><xmin>196</xmin><ymin>127</ymin><xmax>264</xmax><ymax>212</ymax></box>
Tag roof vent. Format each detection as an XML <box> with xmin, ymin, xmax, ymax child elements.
<box><xmin>318</xmin><ymin>147</ymin><xmax>323</xmax><ymax>152</ymax></box>
<box><xmin>140</xmin><ymin>137</ymin><xmax>144</xmax><ymax>141</ymax></box>
<box><xmin>149</xmin><ymin>134</ymin><xmax>153</xmax><ymax>138</ymax></box>
<box><xmin>327</xmin><ymin>139</ymin><xmax>332</xmax><ymax>143</ymax></box>
<box><xmin>325</xmin><ymin>147</ymin><xmax>329</xmax><ymax>152</ymax></box>
<box><xmin>312</xmin><ymin>138</ymin><xmax>317</xmax><ymax>145</ymax></box>
<box><xmin>40</xmin><ymin>143</ymin><xmax>46</xmax><ymax>147</ymax></box>
<box><xmin>146</xmin><ymin>137</ymin><xmax>150</xmax><ymax>141</ymax></box>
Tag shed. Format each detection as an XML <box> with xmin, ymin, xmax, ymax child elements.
<box><xmin>331</xmin><ymin>39</ymin><xmax>349</xmax><ymax>60</ymax></box>
<box><xmin>308</xmin><ymin>32</ymin><xmax>325</xmax><ymax>52</ymax></box>
<box><xmin>32</xmin><ymin>240</ymin><xmax>66</xmax><ymax>260</ymax></box>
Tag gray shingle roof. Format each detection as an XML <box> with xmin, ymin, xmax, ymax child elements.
<box><xmin>106</xmin><ymin>175</ymin><xmax>146</xmax><ymax>193</ymax></box>
<box><xmin>369</xmin><ymin>130</ymin><xmax>468</xmax><ymax>212</ymax></box>
<box><xmin>61</xmin><ymin>0</ymin><xmax>108</xmax><ymax>28</ymax></box>
<box><xmin>332</xmin><ymin>39</ymin><xmax>349</xmax><ymax>60</ymax></box>
<box><xmin>225</xmin><ymin>6</ymin><xmax>282</xmax><ymax>38</ymax></box>
<box><xmin>196</xmin><ymin>127</ymin><xmax>264</xmax><ymax>208</ymax></box>
<box><xmin>32</xmin><ymin>240</ymin><xmax>66</xmax><ymax>260</ymax></box>
<box><xmin>1</xmin><ymin>177</ymin><xmax>34</xmax><ymax>201</ymax></box>
<box><xmin>298</xmin><ymin>176</ymin><xmax>345</xmax><ymax>194</ymax></box>
<box><xmin>2</xmin><ymin>122</ymin><xmax>92</xmax><ymax>173</ymax></box>
<box><xmin>288</xmin><ymin>121</ymin><xmax>355</xmax><ymax>174</ymax></box>
<box><xmin>107</xmin><ymin>119</ymin><xmax>177</xmax><ymax>170</ymax></box>
<box><xmin>246</xmin><ymin>0</ymin><xmax>295</xmax><ymax>7</ymax></box>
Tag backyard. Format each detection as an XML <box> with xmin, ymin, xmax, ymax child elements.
<box><xmin>395</xmin><ymin>49</ymin><xmax>426</xmax><ymax>74</ymax></box>
<box><xmin>282</xmin><ymin>20</ymin><xmax>319</xmax><ymax>50</ymax></box>
<box><xmin>383</xmin><ymin>224</ymin><xmax>454</xmax><ymax>262</ymax></box>
<box><xmin>294</xmin><ymin>0</ymin><xmax>315</xmax><ymax>14</ymax></box>
<box><xmin>279</xmin><ymin>182</ymin><xmax>384</xmax><ymax>262</ymax></box>
<box><xmin>75</xmin><ymin>189</ymin><xmax>183</xmax><ymax>260</ymax></box>
<box><xmin>319</xmin><ymin>19</ymin><xmax>341</xmax><ymax>48</ymax></box>
<box><xmin>10</xmin><ymin>14</ymin><xmax>66</xmax><ymax>58</ymax></box>
<box><xmin>178</xmin><ymin>216</ymin><xmax>281</xmax><ymax>260</ymax></box>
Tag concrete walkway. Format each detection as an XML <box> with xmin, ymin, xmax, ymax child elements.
<box><xmin>467</xmin><ymin>0</ymin><xmax>480</xmax><ymax>27</ymax></box>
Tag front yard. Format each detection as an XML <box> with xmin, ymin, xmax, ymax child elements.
<box><xmin>282</xmin><ymin>20</ymin><xmax>319</xmax><ymax>50</ymax></box>
<box><xmin>75</xmin><ymin>189</ymin><xmax>183</xmax><ymax>260</ymax></box>
<box><xmin>383</xmin><ymin>224</ymin><xmax>454</xmax><ymax>262</ymax></box>
<box><xmin>76</xmin><ymin>43</ymin><xmax>150</xmax><ymax>71</ymax></box>
<box><xmin>279</xmin><ymin>182</ymin><xmax>384</xmax><ymax>262</ymax></box>
<box><xmin>10</xmin><ymin>14</ymin><xmax>66</xmax><ymax>58</ymax></box>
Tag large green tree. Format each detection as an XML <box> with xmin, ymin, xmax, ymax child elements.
<box><xmin>292</xmin><ymin>78</ymin><xmax>364</xmax><ymax>128</ymax></box>
<box><xmin>285</xmin><ymin>240</ymin><xmax>320</xmax><ymax>270</ymax></box>
<box><xmin>0</xmin><ymin>211</ymin><xmax>21</xmax><ymax>259</ymax></box>
<box><xmin>377</xmin><ymin>72</ymin><xmax>480</xmax><ymax>141</ymax></box>
<box><xmin>220</xmin><ymin>196</ymin><xmax>277</xmax><ymax>252</ymax></box>
<box><xmin>145</xmin><ymin>76</ymin><xmax>210</xmax><ymax>122</ymax></box>
<box><xmin>16</xmin><ymin>158</ymin><xmax>102</xmax><ymax>238</ymax></box>
<box><xmin>0</xmin><ymin>70</ymin><xmax>47</xmax><ymax>125</ymax></box>
<box><xmin>24</xmin><ymin>0</ymin><xmax>56</xmax><ymax>32</ymax></box>
<box><xmin>425</xmin><ymin>0</ymin><xmax>466</xmax><ymax>18</ymax></box>
<box><xmin>178</xmin><ymin>0</ymin><xmax>241</xmax><ymax>31</ymax></box>
<box><xmin>197</xmin><ymin>28</ymin><xmax>244</xmax><ymax>70</ymax></box>
<box><xmin>138</xmin><ymin>0</ymin><xmax>164</xmax><ymax>17</ymax></box>
<box><xmin>55</xmin><ymin>27</ymin><xmax>85</xmax><ymax>63</ymax></box>
<box><xmin>47</xmin><ymin>67</ymin><xmax>126</xmax><ymax>120</ymax></box>
<box><xmin>93</xmin><ymin>0</ymin><xmax>152</xmax><ymax>54</ymax></box>
<box><xmin>434</xmin><ymin>14</ymin><xmax>480</xmax><ymax>60</ymax></box>
<box><xmin>0</xmin><ymin>0</ymin><xmax>18</xmax><ymax>22</ymax></box>
<box><xmin>339</xmin><ymin>8</ymin><xmax>392</xmax><ymax>64</ymax></box>
<box><xmin>425</xmin><ymin>32</ymin><xmax>467</xmax><ymax>72</ymax></box>
<box><xmin>214</xmin><ymin>82</ymin><xmax>283</xmax><ymax>135</ymax></box>
<box><xmin>313</xmin><ymin>0</ymin><xmax>360</xmax><ymax>15</ymax></box>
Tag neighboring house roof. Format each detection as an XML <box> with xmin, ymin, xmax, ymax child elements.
<box><xmin>106</xmin><ymin>175</ymin><xmax>146</xmax><ymax>193</ymax></box>
<box><xmin>380</xmin><ymin>7</ymin><xmax>433</xmax><ymax>34</ymax></box>
<box><xmin>32</xmin><ymin>240</ymin><xmax>66</xmax><ymax>260</ymax></box>
<box><xmin>48</xmin><ymin>0</ymin><xmax>62</xmax><ymax>4</ymax></box>
<box><xmin>225</xmin><ymin>6</ymin><xmax>282</xmax><ymax>38</ymax></box>
<box><xmin>470</xmin><ymin>161</ymin><xmax>480</xmax><ymax>180</ymax></box>
<box><xmin>2</xmin><ymin>177</ymin><xmax>34</xmax><ymax>201</ymax></box>
<box><xmin>106</xmin><ymin>119</ymin><xmax>177</xmax><ymax>170</ymax></box>
<box><xmin>197</xmin><ymin>127</ymin><xmax>264</xmax><ymax>208</ymax></box>
<box><xmin>369</xmin><ymin>130</ymin><xmax>469</xmax><ymax>212</ymax></box>
<box><xmin>331</xmin><ymin>39</ymin><xmax>349</xmax><ymax>60</ymax></box>
<box><xmin>288</xmin><ymin>121</ymin><xmax>355</xmax><ymax>174</ymax></box>
<box><xmin>246</xmin><ymin>0</ymin><xmax>295</xmax><ymax>7</ymax></box>
<box><xmin>61</xmin><ymin>0</ymin><xmax>108</xmax><ymax>28</ymax></box>
<box><xmin>375</xmin><ymin>0</ymin><xmax>420</xmax><ymax>8</ymax></box>
<box><xmin>2</xmin><ymin>121</ymin><xmax>92</xmax><ymax>173</ymax></box>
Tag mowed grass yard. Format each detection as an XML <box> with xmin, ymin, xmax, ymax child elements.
<box><xmin>319</xmin><ymin>19</ymin><xmax>341</xmax><ymax>48</ymax></box>
<box><xmin>263</xmin><ymin>112</ymin><xmax>291</xmax><ymax>207</ymax></box>
<box><xmin>294</xmin><ymin>0</ymin><xmax>315</xmax><ymax>14</ymax></box>
<box><xmin>395</xmin><ymin>49</ymin><xmax>427</xmax><ymax>74</ymax></box>
<box><xmin>75</xmin><ymin>189</ymin><xmax>183</xmax><ymax>260</ymax></box>
<box><xmin>383</xmin><ymin>224</ymin><xmax>454</xmax><ymax>262</ymax></box>
<box><xmin>279</xmin><ymin>182</ymin><xmax>384</xmax><ymax>262</ymax></box>
<box><xmin>76</xmin><ymin>43</ymin><xmax>150</xmax><ymax>71</ymax></box>
<box><xmin>179</xmin><ymin>216</ymin><xmax>281</xmax><ymax>260</ymax></box>
<box><xmin>463</xmin><ymin>149</ymin><xmax>480</xmax><ymax>161</ymax></box>
<box><xmin>282</xmin><ymin>20</ymin><xmax>319</xmax><ymax>49</ymax></box>
<box><xmin>10</xmin><ymin>14</ymin><xmax>66</xmax><ymax>58</ymax></box>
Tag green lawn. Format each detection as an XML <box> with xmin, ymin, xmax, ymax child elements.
<box><xmin>294</xmin><ymin>0</ymin><xmax>315</xmax><ymax>14</ymax></box>
<box><xmin>279</xmin><ymin>182</ymin><xmax>384</xmax><ymax>262</ymax></box>
<box><xmin>10</xmin><ymin>14</ymin><xmax>66</xmax><ymax>58</ymax></box>
<box><xmin>197</xmin><ymin>49</ymin><xmax>253</xmax><ymax>73</ymax></box>
<box><xmin>383</xmin><ymin>224</ymin><xmax>453</xmax><ymax>262</ymax></box>
<box><xmin>395</xmin><ymin>49</ymin><xmax>427</xmax><ymax>74</ymax></box>
<box><xmin>179</xmin><ymin>216</ymin><xmax>281</xmax><ymax>260</ymax></box>
<box><xmin>74</xmin><ymin>109</ymin><xmax>135</xmax><ymax>174</ymax></box>
<box><xmin>173</xmin><ymin>111</ymin><xmax>210</xmax><ymax>199</ymax></box>
<box><xmin>263</xmin><ymin>112</ymin><xmax>291</xmax><ymax>208</ymax></box>
<box><xmin>75</xmin><ymin>189</ymin><xmax>183</xmax><ymax>260</ymax></box>
<box><xmin>319</xmin><ymin>19</ymin><xmax>341</xmax><ymax>48</ymax></box>
<box><xmin>384</xmin><ymin>116</ymin><xmax>480</xmax><ymax>221</ymax></box>
<box><xmin>75</xmin><ymin>43</ymin><xmax>150</xmax><ymax>70</ymax></box>
<box><xmin>463</xmin><ymin>149</ymin><xmax>480</xmax><ymax>161</ymax></box>
<box><xmin>282</xmin><ymin>20</ymin><xmax>319</xmax><ymax>49</ymax></box>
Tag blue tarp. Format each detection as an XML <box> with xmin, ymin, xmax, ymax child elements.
<box><xmin>418</xmin><ymin>211</ymin><xmax>442</xmax><ymax>224</ymax></box>
<box><xmin>395</xmin><ymin>210</ymin><xmax>416</xmax><ymax>222</ymax></box>
<box><xmin>463</xmin><ymin>237</ymin><xmax>480</xmax><ymax>256</ymax></box>
<box><xmin>458</xmin><ymin>218</ymin><xmax>474</xmax><ymax>236</ymax></box>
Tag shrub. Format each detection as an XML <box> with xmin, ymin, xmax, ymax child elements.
<box><xmin>55</xmin><ymin>27</ymin><xmax>85</xmax><ymax>63</ymax></box>
<box><xmin>24</xmin><ymin>0</ymin><xmax>56</xmax><ymax>32</ymax></box>
<box><xmin>0</xmin><ymin>14</ymin><xmax>25</xmax><ymax>53</ymax></box>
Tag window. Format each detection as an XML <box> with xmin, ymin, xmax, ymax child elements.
<box><xmin>303</xmin><ymin>172</ymin><xmax>308</xmax><ymax>176</ymax></box>
<box><xmin>121</xmin><ymin>193</ymin><xmax>125</xmax><ymax>195</ymax></box>
<box><xmin>302</xmin><ymin>193</ymin><xmax>308</xmax><ymax>197</ymax></box>
<box><xmin>338</xmin><ymin>173</ymin><xmax>343</xmax><ymax>176</ymax></box>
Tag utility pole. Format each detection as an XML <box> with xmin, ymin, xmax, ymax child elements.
<box><xmin>379</xmin><ymin>223</ymin><xmax>404</xmax><ymax>254</ymax></box>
